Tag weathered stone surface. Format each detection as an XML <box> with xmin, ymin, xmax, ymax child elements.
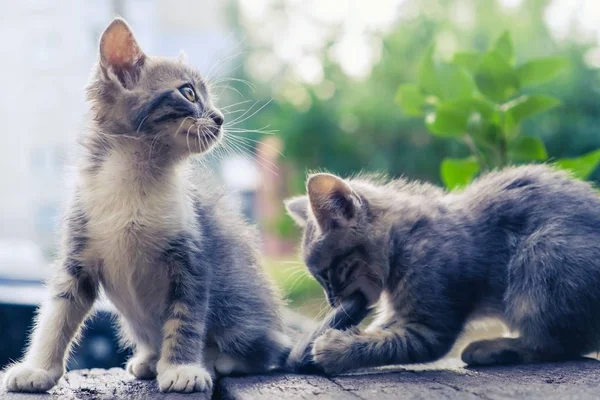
<box><xmin>2</xmin><ymin>358</ymin><xmax>600</xmax><ymax>399</ymax></box>
<box><xmin>219</xmin><ymin>358</ymin><xmax>600</xmax><ymax>400</ymax></box>
<box><xmin>0</xmin><ymin>368</ymin><xmax>210</xmax><ymax>400</ymax></box>
<box><xmin>3</xmin><ymin>310</ymin><xmax>600</xmax><ymax>399</ymax></box>
<box><xmin>216</xmin><ymin>373</ymin><xmax>356</xmax><ymax>399</ymax></box>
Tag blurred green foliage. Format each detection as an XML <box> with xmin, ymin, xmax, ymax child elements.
<box><xmin>225</xmin><ymin>0</ymin><xmax>600</xmax><ymax>312</ymax></box>
<box><xmin>398</xmin><ymin>31</ymin><xmax>600</xmax><ymax>189</ymax></box>
<box><xmin>265</xmin><ymin>211</ymin><xmax>300</xmax><ymax>239</ymax></box>
<box><xmin>264</xmin><ymin>258</ymin><xmax>324</xmax><ymax>313</ymax></box>
<box><xmin>228</xmin><ymin>0</ymin><xmax>600</xmax><ymax>192</ymax></box>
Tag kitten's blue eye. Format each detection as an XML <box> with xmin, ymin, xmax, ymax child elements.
<box><xmin>179</xmin><ymin>85</ymin><xmax>196</xmax><ymax>102</ymax></box>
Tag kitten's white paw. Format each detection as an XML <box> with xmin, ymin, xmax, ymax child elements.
<box><xmin>126</xmin><ymin>354</ymin><xmax>157</xmax><ymax>379</ymax></box>
<box><xmin>312</xmin><ymin>328</ymin><xmax>355</xmax><ymax>375</ymax></box>
<box><xmin>3</xmin><ymin>363</ymin><xmax>61</xmax><ymax>393</ymax></box>
<box><xmin>157</xmin><ymin>364</ymin><xmax>212</xmax><ymax>393</ymax></box>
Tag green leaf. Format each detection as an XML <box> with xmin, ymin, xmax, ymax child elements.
<box><xmin>475</xmin><ymin>51</ymin><xmax>519</xmax><ymax>102</ymax></box>
<box><xmin>425</xmin><ymin>98</ymin><xmax>498</xmax><ymax>137</ymax></box>
<box><xmin>504</xmin><ymin>95</ymin><xmax>561</xmax><ymax>131</ymax></box>
<box><xmin>395</xmin><ymin>84</ymin><xmax>426</xmax><ymax>116</ymax></box>
<box><xmin>492</xmin><ymin>31</ymin><xmax>514</xmax><ymax>65</ymax></box>
<box><xmin>419</xmin><ymin>47</ymin><xmax>441</xmax><ymax>97</ymax></box>
<box><xmin>555</xmin><ymin>149</ymin><xmax>600</xmax><ymax>180</ymax></box>
<box><xmin>508</xmin><ymin>136</ymin><xmax>548</xmax><ymax>162</ymax></box>
<box><xmin>418</xmin><ymin>48</ymin><xmax>476</xmax><ymax>101</ymax></box>
<box><xmin>453</xmin><ymin>52</ymin><xmax>483</xmax><ymax>73</ymax></box>
<box><xmin>444</xmin><ymin>98</ymin><xmax>497</xmax><ymax>120</ymax></box>
<box><xmin>436</xmin><ymin>64</ymin><xmax>477</xmax><ymax>100</ymax></box>
<box><xmin>517</xmin><ymin>57</ymin><xmax>569</xmax><ymax>87</ymax></box>
<box><xmin>441</xmin><ymin>156</ymin><xmax>480</xmax><ymax>189</ymax></box>
<box><xmin>425</xmin><ymin>103</ymin><xmax>470</xmax><ymax>137</ymax></box>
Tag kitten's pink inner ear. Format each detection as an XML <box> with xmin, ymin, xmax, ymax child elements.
<box><xmin>100</xmin><ymin>19</ymin><xmax>145</xmax><ymax>68</ymax></box>
<box><xmin>307</xmin><ymin>174</ymin><xmax>352</xmax><ymax>201</ymax></box>
<box><xmin>307</xmin><ymin>174</ymin><xmax>356</xmax><ymax>229</ymax></box>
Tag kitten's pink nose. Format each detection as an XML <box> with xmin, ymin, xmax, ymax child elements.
<box><xmin>210</xmin><ymin>110</ymin><xmax>224</xmax><ymax>127</ymax></box>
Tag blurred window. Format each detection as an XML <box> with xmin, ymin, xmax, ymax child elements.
<box><xmin>36</xmin><ymin>203</ymin><xmax>59</xmax><ymax>234</ymax></box>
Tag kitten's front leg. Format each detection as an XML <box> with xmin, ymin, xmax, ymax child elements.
<box><xmin>287</xmin><ymin>291</ymin><xmax>369</xmax><ymax>373</ymax></box>
<box><xmin>312</xmin><ymin>322</ymin><xmax>458</xmax><ymax>375</ymax></box>
<box><xmin>3</xmin><ymin>260</ymin><xmax>97</xmax><ymax>392</ymax></box>
<box><xmin>156</xmin><ymin>236</ymin><xmax>212</xmax><ymax>393</ymax></box>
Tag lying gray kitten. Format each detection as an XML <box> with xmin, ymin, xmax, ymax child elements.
<box><xmin>285</xmin><ymin>165</ymin><xmax>600</xmax><ymax>374</ymax></box>
<box><xmin>3</xmin><ymin>18</ymin><xmax>288</xmax><ymax>394</ymax></box>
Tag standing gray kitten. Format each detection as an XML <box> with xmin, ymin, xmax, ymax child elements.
<box><xmin>3</xmin><ymin>18</ymin><xmax>289</xmax><ymax>394</ymax></box>
<box><xmin>285</xmin><ymin>165</ymin><xmax>600</xmax><ymax>374</ymax></box>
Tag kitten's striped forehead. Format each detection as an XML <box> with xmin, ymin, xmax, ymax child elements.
<box><xmin>141</xmin><ymin>58</ymin><xmax>208</xmax><ymax>96</ymax></box>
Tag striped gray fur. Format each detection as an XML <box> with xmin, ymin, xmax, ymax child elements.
<box><xmin>3</xmin><ymin>18</ymin><xmax>289</xmax><ymax>394</ymax></box>
<box><xmin>285</xmin><ymin>166</ymin><xmax>600</xmax><ymax>374</ymax></box>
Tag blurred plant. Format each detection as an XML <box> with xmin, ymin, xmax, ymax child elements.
<box><xmin>397</xmin><ymin>32</ymin><xmax>600</xmax><ymax>189</ymax></box>
<box><xmin>265</xmin><ymin>211</ymin><xmax>301</xmax><ymax>240</ymax></box>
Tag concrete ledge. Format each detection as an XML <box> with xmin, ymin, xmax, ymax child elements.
<box><xmin>218</xmin><ymin>358</ymin><xmax>600</xmax><ymax>399</ymax></box>
<box><xmin>3</xmin><ymin>312</ymin><xmax>600</xmax><ymax>399</ymax></box>
<box><xmin>0</xmin><ymin>367</ymin><xmax>211</xmax><ymax>400</ymax></box>
<box><xmin>3</xmin><ymin>358</ymin><xmax>600</xmax><ymax>399</ymax></box>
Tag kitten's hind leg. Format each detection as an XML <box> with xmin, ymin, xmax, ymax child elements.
<box><xmin>461</xmin><ymin>337</ymin><xmax>570</xmax><ymax>366</ymax></box>
<box><xmin>220</xmin><ymin>330</ymin><xmax>291</xmax><ymax>376</ymax></box>
<box><xmin>214</xmin><ymin>353</ymin><xmax>250</xmax><ymax>376</ymax></box>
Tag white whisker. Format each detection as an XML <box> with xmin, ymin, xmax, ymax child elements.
<box><xmin>185</xmin><ymin>123</ymin><xmax>195</xmax><ymax>154</ymax></box>
<box><xmin>226</xmin><ymin>135</ymin><xmax>280</xmax><ymax>170</ymax></box>
<box><xmin>225</xmin><ymin>137</ymin><xmax>279</xmax><ymax>176</ymax></box>
<box><xmin>224</xmin><ymin>101</ymin><xmax>260</xmax><ymax>126</ymax></box>
<box><xmin>213</xmin><ymin>76</ymin><xmax>256</xmax><ymax>89</ymax></box>
<box><xmin>224</xmin><ymin>99</ymin><xmax>273</xmax><ymax>127</ymax></box>
<box><xmin>213</xmin><ymin>84</ymin><xmax>245</xmax><ymax>99</ymax></box>
<box><xmin>219</xmin><ymin>100</ymin><xmax>254</xmax><ymax>110</ymax></box>
<box><xmin>227</xmin><ymin>134</ymin><xmax>284</xmax><ymax>158</ymax></box>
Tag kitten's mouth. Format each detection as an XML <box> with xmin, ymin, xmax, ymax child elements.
<box><xmin>337</xmin><ymin>275</ymin><xmax>383</xmax><ymax>308</ymax></box>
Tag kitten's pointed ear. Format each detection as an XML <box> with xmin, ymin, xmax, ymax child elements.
<box><xmin>285</xmin><ymin>196</ymin><xmax>309</xmax><ymax>227</ymax></box>
<box><xmin>99</xmin><ymin>18</ymin><xmax>146</xmax><ymax>86</ymax></box>
<box><xmin>307</xmin><ymin>173</ymin><xmax>358</xmax><ymax>230</ymax></box>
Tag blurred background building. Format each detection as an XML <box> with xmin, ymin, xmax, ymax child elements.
<box><xmin>2</xmin><ymin>0</ymin><xmax>600</xmax><ymax>368</ymax></box>
<box><xmin>0</xmin><ymin>0</ymin><xmax>236</xmax><ymax>257</ymax></box>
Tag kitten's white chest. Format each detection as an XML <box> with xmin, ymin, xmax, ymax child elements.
<box><xmin>78</xmin><ymin>149</ymin><xmax>194</xmax><ymax>332</ymax></box>
<box><xmin>82</xmin><ymin>150</ymin><xmax>185</xmax><ymax>262</ymax></box>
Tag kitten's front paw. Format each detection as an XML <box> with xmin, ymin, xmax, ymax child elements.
<box><xmin>3</xmin><ymin>363</ymin><xmax>61</xmax><ymax>393</ymax></box>
<box><xmin>312</xmin><ymin>328</ymin><xmax>356</xmax><ymax>375</ymax></box>
<box><xmin>126</xmin><ymin>354</ymin><xmax>157</xmax><ymax>379</ymax></box>
<box><xmin>157</xmin><ymin>364</ymin><xmax>213</xmax><ymax>393</ymax></box>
